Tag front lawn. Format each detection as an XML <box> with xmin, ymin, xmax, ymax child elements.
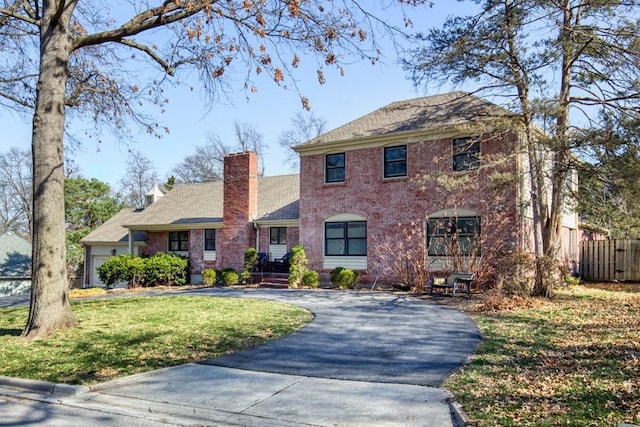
<box><xmin>0</xmin><ymin>295</ymin><xmax>311</xmax><ymax>385</ymax></box>
<box><xmin>446</xmin><ymin>285</ymin><xmax>640</xmax><ymax>426</ymax></box>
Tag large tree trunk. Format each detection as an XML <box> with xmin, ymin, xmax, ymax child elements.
<box><xmin>23</xmin><ymin>2</ymin><xmax>78</xmax><ymax>339</ymax></box>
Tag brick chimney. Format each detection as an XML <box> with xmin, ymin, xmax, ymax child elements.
<box><xmin>220</xmin><ymin>151</ymin><xmax>258</xmax><ymax>271</ymax></box>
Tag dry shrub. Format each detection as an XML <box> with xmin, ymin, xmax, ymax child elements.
<box><xmin>472</xmin><ymin>289</ymin><xmax>548</xmax><ymax>312</ymax></box>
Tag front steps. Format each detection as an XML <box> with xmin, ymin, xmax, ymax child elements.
<box><xmin>254</xmin><ymin>272</ymin><xmax>289</xmax><ymax>289</ymax></box>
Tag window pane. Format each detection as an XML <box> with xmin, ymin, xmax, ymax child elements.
<box><xmin>385</xmin><ymin>162</ymin><xmax>407</xmax><ymax>177</ymax></box>
<box><xmin>385</xmin><ymin>146</ymin><xmax>406</xmax><ymax>161</ymax></box>
<box><xmin>204</xmin><ymin>229</ymin><xmax>215</xmax><ymax>251</ymax></box>
<box><xmin>326</xmin><ymin>167</ymin><xmax>345</xmax><ymax>182</ymax></box>
<box><xmin>270</xmin><ymin>228</ymin><xmax>279</xmax><ymax>244</ymax></box>
<box><xmin>453</xmin><ymin>137</ymin><xmax>480</xmax><ymax>171</ymax></box>
<box><xmin>326</xmin><ymin>153</ymin><xmax>345</xmax><ymax>167</ymax></box>
<box><xmin>347</xmin><ymin>222</ymin><xmax>366</xmax><ymax>238</ymax></box>
<box><xmin>326</xmin><ymin>240</ymin><xmax>345</xmax><ymax>255</ymax></box>
<box><xmin>348</xmin><ymin>239</ymin><xmax>367</xmax><ymax>255</ymax></box>
<box><xmin>326</xmin><ymin>223</ymin><xmax>345</xmax><ymax>238</ymax></box>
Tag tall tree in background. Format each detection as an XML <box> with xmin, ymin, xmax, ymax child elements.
<box><xmin>65</xmin><ymin>176</ymin><xmax>123</xmax><ymax>278</ymax></box>
<box><xmin>0</xmin><ymin>148</ymin><xmax>32</xmax><ymax>238</ymax></box>
<box><xmin>171</xmin><ymin>120</ymin><xmax>267</xmax><ymax>183</ymax></box>
<box><xmin>404</xmin><ymin>0</ymin><xmax>640</xmax><ymax>296</ymax></box>
<box><xmin>0</xmin><ymin>0</ymin><xmax>425</xmax><ymax>337</ymax></box>
<box><xmin>119</xmin><ymin>149</ymin><xmax>159</xmax><ymax>208</ymax></box>
<box><xmin>278</xmin><ymin>112</ymin><xmax>327</xmax><ymax>168</ymax></box>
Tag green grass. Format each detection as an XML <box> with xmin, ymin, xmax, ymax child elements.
<box><xmin>445</xmin><ymin>286</ymin><xmax>640</xmax><ymax>426</ymax></box>
<box><xmin>0</xmin><ymin>295</ymin><xmax>311</xmax><ymax>385</ymax></box>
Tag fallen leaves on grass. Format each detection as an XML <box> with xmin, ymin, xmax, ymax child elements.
<box><xmin>446</xmin><ymin>285</ymin><xmax>640</xmax><ymax>426</ymax></box>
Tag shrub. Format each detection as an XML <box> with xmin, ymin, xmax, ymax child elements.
<box><xmin>97</xmin><ymin>254</ymin><xmax>145</xmax><ymax>288</ymax></box>
<box><xmin>202</xmin><ymin>268</ymin><xmax>217</xmax><ymax>286</ymax></box>
<box><xmin>301</xmin><ymin>270</ymin><xmax>320</xmax><ymax>288</ymax></box>
<box><xmin>331</xmin><ymin>267</ymin><xmax>359</xmax><ymax>289</ymax></box>
<box><xmin>97</xmin><ymin>252</ymin><xmax>187</xmax><ymax>288</ymax></box>
<box><xmin>288</xmin><ymin>244</ymin><xmax>308</xmax><ymax>288</ymax></box>
<box><xmin>221</xmin><ymin>268</ymin><xmax>239</xmax><ymax>286</ymax></box>
<box><xmin>142</xmin><ymin>252</ymin><xmax>188</xmax><ymax>287</ymax></box>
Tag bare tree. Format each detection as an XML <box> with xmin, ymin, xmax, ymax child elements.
<box><xmin>119</xmin><ymin>149</ymin><xmax>159</xmax><ymax>208</ymax></box>
<box><xmin>0</xmin><ymin>147</ymin><xmax>32</xmax><ymax>238</ymax></box>
<box><xmin>278</xmin><ymin>112</ymin><xmax>327</xmax><ymax>167</ymax></box>
<box><xmin>404</xmin><ymin>0</ymin><xmax>640</xmax><ymax>296</ymax></box>
<box><xmin>233</xmin><ymin>121</ymin><xmax>266</xmax><ymax>176</ymax></box>
<box><xmin>171</xmin><ymin>121</ymin><xmax>267</xmax><ymax>182</ymax></box>
<box><xmin>0</xmin><ymin>0</ymin><xmax>424</xmax><ymax>338</ymax></box>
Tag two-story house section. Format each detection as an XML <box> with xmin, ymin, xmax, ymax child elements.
<box><xmin>294</xmin><ymin>91</ymin><xmax>577</xmax><ymax>283</ymax></box>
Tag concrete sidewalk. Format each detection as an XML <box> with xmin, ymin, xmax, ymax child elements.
<box><xmin>0</xmin><ymin>288</ymin><xmax>481</xmax><ymax>426</ymax></box>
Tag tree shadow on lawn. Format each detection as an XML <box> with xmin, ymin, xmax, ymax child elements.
<box><xmin>0</xmin><ymin>328</ymin><xmax>22</xmax><ymax>337</ymax></box>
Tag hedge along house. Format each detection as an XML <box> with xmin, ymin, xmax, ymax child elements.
<box><xmin>81</xmin><ymin>152</ymin><xmax>300</xmax><ymax>287</ymax></box>
<box><xmin>293</xmin><ymin>91</ymin><xmax>579</xmax><ymax>284</ymax></box>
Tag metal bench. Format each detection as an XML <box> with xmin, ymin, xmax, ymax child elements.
<box><xmin>427</xmin><ymin>272</ymin><xmax>474</xmax><ymax>298</ymax></box>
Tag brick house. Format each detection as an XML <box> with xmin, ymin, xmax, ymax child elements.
<box><xmin>82</xmin><ymin>92</ymin><xmax>579</xmax><ymax>287</ymax></box>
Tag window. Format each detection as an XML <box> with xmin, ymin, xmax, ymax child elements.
<box><xmin>204</xmin><ymin>229</ymin><xmax>216</xmax><ymax>251</ymax></box>
<box><xmin>427</xmin><ymin>216</ymin><xmax>480</xmax><ymax>256</ymax></box>
<box><xmin>169</xmin><ymin>231</ymin><xmax>189</xmax><ymax>251</ymax></box>
<box><xmin>453</xmin><ymin>137</ymin><xmax>480</xmax><ymax>171</ymax></box>
<box><xmin>325</xmin><ymin>153</ymin><xmax>345</xmax><ymax>183</ymax></box>
<box><xmin>384</xmin><ymin>145</ymin><xmax>407</xmax><ymax>178</ymax></box>
<box><xmin>325</xmin><ymin>221</ymin><xmax>367</xmax><ymax>256</ymax></box>
<box><xmin>270</xmin><ymin>227</ymin><xmax>287</xmax><ymax>245</ymax></box>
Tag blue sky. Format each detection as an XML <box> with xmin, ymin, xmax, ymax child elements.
<box><xmin>0</xmin><ymin>2</ymin><xmax>470</xmax><ymax>188</ymax></box>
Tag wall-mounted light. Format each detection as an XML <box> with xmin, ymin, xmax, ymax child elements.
<box><xmin>111</xmin><ymin>249</ymin><xmax>117</xmax><ymax>256</ymax></box>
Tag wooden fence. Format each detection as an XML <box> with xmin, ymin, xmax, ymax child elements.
<box><xmin>580</xmin><ymin>239</ymin><xmax>640</xmax><ymax>282</ymax></box>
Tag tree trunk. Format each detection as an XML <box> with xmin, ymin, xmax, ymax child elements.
<box><xmin>23</xmin><ymin>2</ymin><xmax>78</xmax><ymax>339</ymax></box>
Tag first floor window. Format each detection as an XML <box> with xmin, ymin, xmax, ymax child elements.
<box><xmin>453</xmin><ymin>137</ymin><xmax>480</xmax><ymax>171</ymax></box>
<box><xmin>204</xmin><ymin>229</ymin><xmax>216</xmax><ymax>251</ymax></box>
<box><xmin>270</xmin><ymin>227</ymin><xmax>287</xmax><ymax>245</ymax></box>
<box><xmin>169</xmin><ymin>231</ymin><xmax>189</xmax><ymax>251</ymax></box>
<box><xmin>427</xmin><ymin>216</ymin><xmax>480</xmax><ymax>256</ymax></box>
<box><xmin>325</xmin><ymin>221</ymin><xmax>367</xmax><ymax>256</ymax></box>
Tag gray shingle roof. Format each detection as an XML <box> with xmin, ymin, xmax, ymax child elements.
<box><xmin>82</xmin><ymin>174</ymin><xmax>300</xmax><ymax>243</ymax></box>
<box><xmin>296</xmin><ymin>91</ymin><xmax>512</xmax><ymax>147</ymax></box>
<box><xmin>0</xmin><ymin>232</ymin><xmax>31</xmax><ymax>278</ymax></box>
<box><xmin>80</xmin><ymin>208</ymin><xmax>149</xmax><ymax>244</ymax></box>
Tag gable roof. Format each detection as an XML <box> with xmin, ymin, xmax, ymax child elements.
<box><xmin>295</xmin><ymin>91</ymin><xmax>514</xmax><ymax>152</ymax></box>
<box><xmin>82</xmin><ymin>174</ymin><xmax>300</xmax><ymax>241</ymax></box>
<box><xmin>125</xmin><ymin>174</ymin><xmax>299</xmax><ymax>229</ymax></box>
<box><xmin>0</xmin><ymin>232</ymin><xmax>31</xmax><ymax>278</ymax></box>
<box><xmin>80</xmin><ymin>208</ymin><xmax>149</xmax><ymax>244</ymax></box>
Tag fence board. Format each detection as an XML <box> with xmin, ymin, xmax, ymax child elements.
<box><xmin>580</xmin><ymin>239</ymin><xmax>640</xmax><ymax>281</ymax></box>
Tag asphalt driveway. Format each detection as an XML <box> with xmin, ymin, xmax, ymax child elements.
<box><xmin>192</xmin><ymin>288</ymin><xmax>482</xmax><ymax>387</ymax></box>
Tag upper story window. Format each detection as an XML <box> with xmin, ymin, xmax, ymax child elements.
<box><xmin>427</xmin><ymin>216</ymin><xmax>480</xmax><ymax>257</ymax></box>
<box><xmin>169</xmin><ymin>231</ymin><xmax>189</xmax><ymax>252</ymax></box>
<box><xmin>453</xmin><ymin>137</ymin><xmax>480</xmax><ymax>171</ymax></box>
<box><xmin>325</xmin><ymin>153</ymin><xmax>345</xmax><ymax>183</ymax></box>
<box><xmin>270</xmin><ymin>227</ymin><xmax>287</xmax><ymax>245</ymax></box>
<box><xmin>204</xmin><ymin>229</ymin><xmax>216</xmax><ymax>251</ymax></box>
<box><xmin>384</xmin><ymin>145</ymin><xmax>407</xmax><ymax>178</ymax></box>
<box><xmin>325</xmin><ymin>221</ymin><xmax>367</xmax><ymax>256</ymax></box>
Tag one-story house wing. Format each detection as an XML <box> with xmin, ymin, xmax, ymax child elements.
<box><xmin>82</xmin><ymin>152</ymin><xmax>300</xmax><ymax>287</ymax></box>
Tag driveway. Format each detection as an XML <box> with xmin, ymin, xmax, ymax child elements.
<box><xmin>192</xmin><ymin>288</ymin><xmax>481</xmax><ymax>387</ymax></box>
<box><xmin>0</xmin><ymin>288</ymin><xmax>482</xmax><ymax>426</ymax></box>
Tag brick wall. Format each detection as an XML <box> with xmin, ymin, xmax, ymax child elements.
<box><xmin>299</xmin><ymin>132</ymin><xmax>521</xmax><ymax>282</ymax></box>
<box><xmin>142</xmin><ymin>232</ymin><xmax>167</xmax><ymax>256</ymax></box>
<box><xmin>220</xmin><ymin>152</ymin><xmax>258</xmax><ymax>271</ymax></box>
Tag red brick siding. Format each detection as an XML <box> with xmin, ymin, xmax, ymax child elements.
<box><xmin>142</xmin><ymin>232</ymin><xmax>168</xmax><ymax>256</ymax></box>
<box><xmin>220</xmin><ymin>152</ymin><xmax>258</xmax><ymax>271</ymax></box>
<box><xmin>299</xmin><ymin>132</ymin><xmax>521</xmax><ymax>282</ymax></box>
